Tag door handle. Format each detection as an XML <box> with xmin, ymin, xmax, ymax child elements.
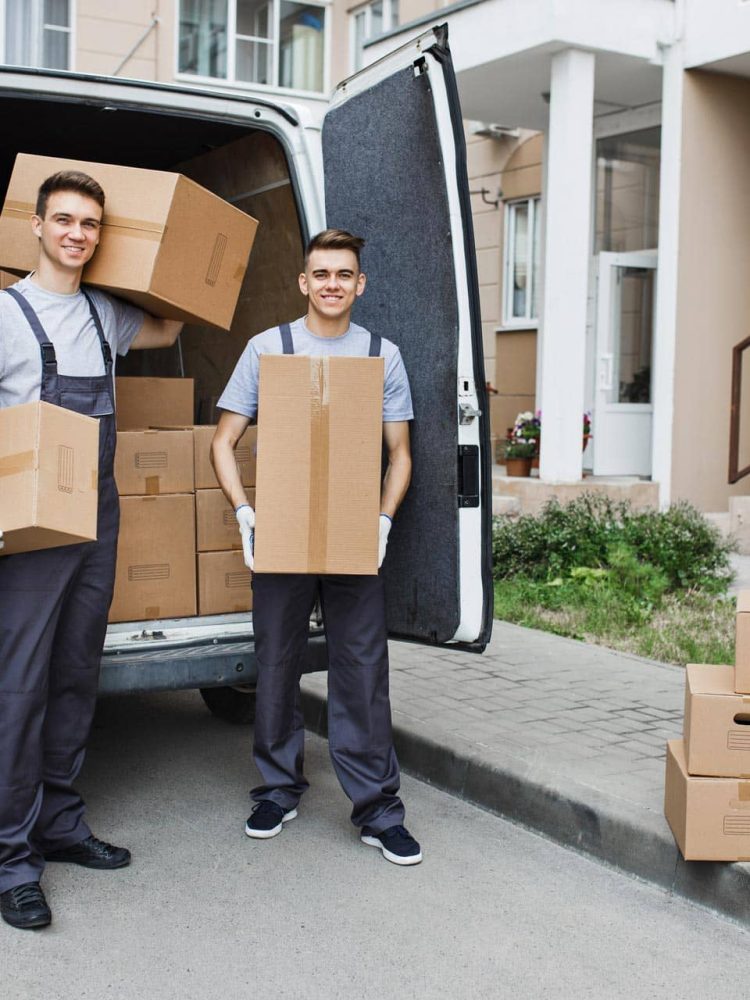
<box><xmin>599</xmin><ymin>353</ymin><xmax>613</xmax><ymax>391</ymax></box>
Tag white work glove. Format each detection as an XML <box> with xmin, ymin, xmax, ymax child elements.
<box><xmin>235</xmin><ymin>504</ymin><xmax>255</xmax><ymax>571</ymax></box>
<box><xmin>378</xmin><ymin>513</ymin><xmax>392</xmax><ymax>569</ymax></box>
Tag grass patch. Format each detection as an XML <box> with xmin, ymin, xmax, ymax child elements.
<box><xmin>493</xmin><ymin>578</ymin><xmax>736</xmax><ymax>666</ymax></box>
<box><xmin>492</xmin><ymin>495</ymin><xmax>738</xmax><ymax>667</ymax></box>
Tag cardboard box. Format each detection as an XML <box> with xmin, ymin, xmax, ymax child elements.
<box><xmin>254</xmin><ymin>355</ymin><xmax>384</xmax><ymax>575</ymax></box>
<box><xmin>197</xmin><ymin>550</ymin><xmax>252</xmax><ymax>615</ymax></box>
<box><xmin>115</xmin><ymin>377</ymin><xmax>194</xmax><ymax>431</ymax></box>
<box><xmin>0</xmin><ymin>401</ymin><xmax>98</xmax><ymax>555</ymax></box>
<box><xmin>0</xmin><ymin>153</ymin><xmax>258</xmax><ymax>329</ymax></box>
<box><xmin>735</xmin><ymin>591</ymin><xmax>750</xmax><ymax>693</ymax></box>
<box><xmin>115</xmin><ymin>429</ymin><xmax>194</xmax><ymax>496</ymax></box>
<box><xmin>664</xmin><ymin>739</ymin><xmax>750</xmax><ymax>861</ymax></box>
<box><xmin>684</xmin><ymin>664</ymin><xmax>750</xmax><ymax>776</ymax></box>
<box><xmin>196</xmin><ymin>488</ymin><xmax>255</xmax><ymax>552</ymax></box>
<box><xmin>193</xmin><ymin>424</ymin><xmax>256</xmax><ymax>489</ymax></box>
<box><xmin>109</xmin><ymin>494</ymin><xmax>196</xmax><ymax>622</ymax></box>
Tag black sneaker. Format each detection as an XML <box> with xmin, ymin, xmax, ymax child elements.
<box><xmin>361</xmin><ymin>824</ymin><xmax>422</xmax><ymax>866</ymax></box>
<box><xmin>245</xmin><ymin>801</ymin><xmax>297</xmax><ymax>839</ymax></box>
<box><xmin>1</xmin><ymin>882</ymin><xmax>52</xmax><ymax>930</ymax></box>
<box><xmin>44</xmin><ymin>834</ymin><xmax>131</xmax><ymax>870</ymax></box>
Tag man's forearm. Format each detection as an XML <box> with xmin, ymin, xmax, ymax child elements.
<box><xmin>380</xmin><ymin>451</ymin><xmax>411</xmax><ymax>519</ymax></box>
<box><xmin>211</xmin><ymin>439</ymin><xmax>250</xmax><ymax>511</ymax></box>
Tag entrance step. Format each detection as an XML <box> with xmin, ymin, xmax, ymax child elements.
<box><xmin>729</xmin><ymin>497</ymin><xmax>750</xmax><ymax>555</ymax></box>
<box><xmin>492</xmin><ymin>495</ymin><xmax>521</xmax><ymax>517</ymax></box>
<box><xmin>491</xmin><ymin>462</ymin><xmax>658</xmax><ymax>516</ymax></box>
<box><xmin>703</xmin><ymin>511</ymin><xmax>731</xmax><ymax>539</ymax></box>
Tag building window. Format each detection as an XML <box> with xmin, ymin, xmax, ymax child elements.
<box><xmin>178</xmin><ymin>0</ymin><xmax>327</xmax><ymax>94</ymax></box>
<box><xmin>595</xmin><ymin>127</ymin><xmax>660</xmax><ymax>254</ymax></box>
<box><xmin>503</xmin><ymin>196</ymin><xmax>541</xmax><ymax>326</ymax></box>
<box><xmin>350</xmin><ymin>0</ymin><xmax>398</xmax><ymax>72</ymax></box>
<box><xmin>3</xmin><ymin>0</ymin><xmax>71</xmax><ymax>71</ymax></box>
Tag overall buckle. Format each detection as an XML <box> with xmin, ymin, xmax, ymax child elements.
<box><xmin>41</xmin><ymin>343</ymin><xmax>57</xmax><ymax>367</ymax></box>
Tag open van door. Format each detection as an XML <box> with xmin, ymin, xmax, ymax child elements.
<box><xmin>321</xmin><ymin>25</ymin><xmax>492</xmax><ymax>651</ymax></box>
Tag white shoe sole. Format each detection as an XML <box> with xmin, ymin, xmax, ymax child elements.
<box><xmin>245</xmin><ymin>808</ymin><xmax>297</xmax><ymax>839</ymax></box>
<box><xmin>361</xmin><ymin>834</ymin><xmax>423</xmax><ymax>866</ymax></box>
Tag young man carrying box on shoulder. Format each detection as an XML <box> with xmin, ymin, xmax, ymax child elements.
<box><xmin>0</xmin><ymin>171</ymin><xmax>183</xmax><ymax>930</ymax></box>
<box><xmin>212</xmin><ymin>229</ymin><xmax>422</xmax><ymax>866</ymax></box>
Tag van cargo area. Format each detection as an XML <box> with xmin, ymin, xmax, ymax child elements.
<box><xmin>0</xmin><ymin>84</ymin><xmax>327</xmax><ymax>709</ymax></box>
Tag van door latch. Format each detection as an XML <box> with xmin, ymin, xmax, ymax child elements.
<box><xmin>458</xmin><ymin>402</ymin><xmax>481</xmax><ymax>425</ymax></box>
<box><xmin>457</xmin><ymin>445</ymin><xmax>480</xmax><ymax>508</ymax></box>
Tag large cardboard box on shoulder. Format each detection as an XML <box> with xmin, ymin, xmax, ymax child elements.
<box><xmin>109</xmin><ymin>493</ymin><xmax>196</xmax><ymax>623</ymax></box>
<box><xmin>0</xmin><ymin>153</ymin><xmax>258</xmax><ymax>330</ymax></box>
<box><xmin>664</xmin><ymin>739</ymin><xmax>750</xmax><ymax>861</ymax></box>
<box><xmin>115</xmin><ymin>377</ymin><xmax>194</xmax><ymax>431</ymax></box>
<box><xmin>198</xmin><ymin>550</ymin><xmax>252</xmax><ymax>615</ymax></box>
<box><xmin>253</xmin><ymin>355</ymin><xmax>384</xmax><ymax>575</ymax></box>
<box><xmin>683</xmin><ymin>664</ymin><xmax>750</xmax><ymax>777</ymax></box>
<box><xmin>115</xmin><ymin>429</ymin><xmax>194</xmax><ymax>496</ymax></box>
<box><xmin>0</xmin><ymin>401</ymin><xmax>99</xmax><ymax>555</ymax></box>
<box><xmin>193</xmin><ymin>424</ymin><xmax>256</xmax><ymax>489</ymax></box>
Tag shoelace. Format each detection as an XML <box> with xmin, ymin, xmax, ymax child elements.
<box><xmin>252</xmin><ymin>801</ymin><xmax>282</xmax><ymax>817</ymax></box>
<box><xmin>8</xmin><ymin>883</ymin><xmax>46</xmax><ymax>908</ymax></box>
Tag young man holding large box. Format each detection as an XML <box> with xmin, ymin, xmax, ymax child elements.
<box><xmin>0</xmin><ymin>171</ymin><xmax>183</xmax><ymax>929</ymax></box>
<box><xmin>212</xmin><ymin>229</ymin><xmax>421</xmax><ymax>866</ymax></box>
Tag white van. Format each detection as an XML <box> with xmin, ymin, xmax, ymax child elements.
<box><xmin>0</xmin><ymin>24</ymin><xmax>493</xmax><ymax>723</ymax></box>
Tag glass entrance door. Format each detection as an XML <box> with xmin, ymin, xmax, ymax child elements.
<box><xmin>593</xmin><ymin>251</ymin><xmax>657</xmax><ymax>477</ymax></box>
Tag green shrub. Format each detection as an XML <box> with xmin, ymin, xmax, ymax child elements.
<box><xmin>492</xmin><ymin>494</ymin><xmax>735</xmax><ymax>593</ymax></box>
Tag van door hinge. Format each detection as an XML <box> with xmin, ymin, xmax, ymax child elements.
<box><xmin>457</xmin><ymin>445</ymin><xmax>480</xmax><ymax>508</ymax></box>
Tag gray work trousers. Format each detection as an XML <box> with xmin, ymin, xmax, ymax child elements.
<box><xmin>251</xmin><ymin>572</ymin><xmax>405</xmax><ymax>832</ymax></box>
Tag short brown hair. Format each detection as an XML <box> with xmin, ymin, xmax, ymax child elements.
<box><xmin>304</xmin><ymin>228</ymin><xmax>365</xmax><ymax>269</ymax></box>
<box><xmin>36</xmin><ymin>170</ymin><xmax>105</xmax><ymax>218</ymax></box>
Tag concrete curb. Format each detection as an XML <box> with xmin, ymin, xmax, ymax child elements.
<box><xmin>300</xmin><ymin>688</ymin><xmax>750</xmax><ymax>928</ymax></box>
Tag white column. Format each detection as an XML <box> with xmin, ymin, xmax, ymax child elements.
<box><xmin>651</xmin><ymin>41</ymin><xmax>684</xmax><ymax>508</ymax></box>
<box><xmin>538</xmin><ymin>48</ymin><xmax>595</xmax><ymax>482</ymax></box>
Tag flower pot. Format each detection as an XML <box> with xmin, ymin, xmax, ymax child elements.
<box><xmin>505</xmin><ymin>457</ymin><xmax>532</xmax><ymax>477</ymax></box>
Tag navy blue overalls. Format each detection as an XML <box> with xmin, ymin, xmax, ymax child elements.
<box><xmin>0</xmin><ymin>286</ymin><xmax>119</xmax><ymax>892</ymax></box>
<box><xmin>251</xmin><ymin>323</ymin><xmax>406</xmax><ymax>833</ymax></box>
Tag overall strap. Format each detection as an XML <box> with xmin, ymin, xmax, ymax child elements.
<box><xmin>279</xmin><ymin>322</ymin><xmax>294</xmax><ymax>355</ymax></box>
<box><xmin>4</xmin><ymin>286</ymin><xmax>57</xmax><ymax>375</ymax></box>
<box><xmin>368</xmin><ymin>332</ymin><xmax>382</xmax><ymax>357</ymax></box>
<box><xmin>80</xmin><ymin>288</ymin><xmax>113</xmax><ymax>372</ymax></box>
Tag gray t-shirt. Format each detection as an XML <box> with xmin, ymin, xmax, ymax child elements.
<box><xmin>0</xmin><ymin>276</ymin><xmax>144</xmax><ymax>409</ymax></box>
<box><xmin>218</xmin><ymin>317</ymin><xmax>414</xmax><ymax>422</ymax></box>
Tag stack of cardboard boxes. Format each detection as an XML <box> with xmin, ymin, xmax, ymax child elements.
<box><xmin>108</xmin><ymin>378</ymin><xmax>256</xmax><ymax>623</ymax></box>
<box><xmin>193</xmin><ymin>424</ymin><xmax>256</xmax><ymax>616</ymax></box>
<box><xmin>665</xmin><ymin>592</ymin><xmax>750</xmax><ymax>860</ymax></box>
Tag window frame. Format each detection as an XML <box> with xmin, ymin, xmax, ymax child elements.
<box><xmin>174</xmin><ymin>0</ymin><xmax>331</xmax><ymax>99</ymax></box>
<box><xmin>0</xmin><ymin>0</ymin><xmax>75</xmax><ymax>72</ymax></box>
<box><xmin>502</xmin><ymin>194</ymin><xmax>541</xmax><ymax>329</ymax></box>
<box><xmin>348</xmin><ymin>0</ymin><xmax>399</xmax><ymax>73</ymax></box>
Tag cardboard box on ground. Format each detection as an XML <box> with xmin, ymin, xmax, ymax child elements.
<box><xmin>0</xmin><ymin>153</ymin><xmax>258</xmax><ymax>330</ymax></box>
<box><xmin>253</xmin><ymin>355</ymin><xmax>384</xmax><ymax>576</ymax></box>
<box><xmin>0</xmin><ymin>401</ymin><xmax>99</xmax><ymax>555</ymax></box>
<box><xmin>664</xmin><ymin>591</ymin><xmax>750</xmax><ymax>860</ymax></box>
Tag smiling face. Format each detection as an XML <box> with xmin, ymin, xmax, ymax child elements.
<box><xmin>299</xmin><ymin>247</ymin><xmax>366</xmax><ymax>326</ymax></box>
<box><xmin>31</xmin><ymin>190</ymin><xmax>103</xmax><ymax>275</ymax></box>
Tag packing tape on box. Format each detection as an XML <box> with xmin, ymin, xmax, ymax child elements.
<box><xmin>4</xmin><ymin>201</ymin><xmax>165</xmax><ymax>241</ymax></box>
<box><xmin>307</xmin><ymin>357</ymin><xmax>330</xmax><ymax>571</ymax></box>
<box><xmin>145</xmin><ymin>476</ymin><xmax>161</xmax><ymax>495</ymax></box>
<box><xmin>739</xmin><ymin>783</ymin><xmax>750</xmax><ymax>801</ymax></box>
<box><xmin>0</xmin><ymin>450</ymin><xmax>34</xmax><ymax>477</ymax></box>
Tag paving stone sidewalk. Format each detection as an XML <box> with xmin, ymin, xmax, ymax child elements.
<box><xmin>300</xmin><ymin>621</ymin><xmax>750</xmax><ymax>927</ymax></box>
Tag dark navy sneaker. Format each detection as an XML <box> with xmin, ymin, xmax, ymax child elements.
<box><xmin>361</xmin><ymin>824</ymin><xmax>422</xmax><ymax>866</ymax></box>
<box><xmin>1</xmin><ymin>882</ymin><xmax>52</xmax><ymax>930</ymax></box>
<box><xmin>245</xmin><ymin>800</ymin><xmax>297</xmax><ymax>839</ymax></box>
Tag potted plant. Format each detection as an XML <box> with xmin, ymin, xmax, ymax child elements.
<box><xmin>511</xmin><ymin>411</ymin><xmax>541</xmax><ymax>470</ymax></box>
<box><xmin>504</xmin><ymin>437</ymin><xmax>536</xmax><ymax>477</ymax></box>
